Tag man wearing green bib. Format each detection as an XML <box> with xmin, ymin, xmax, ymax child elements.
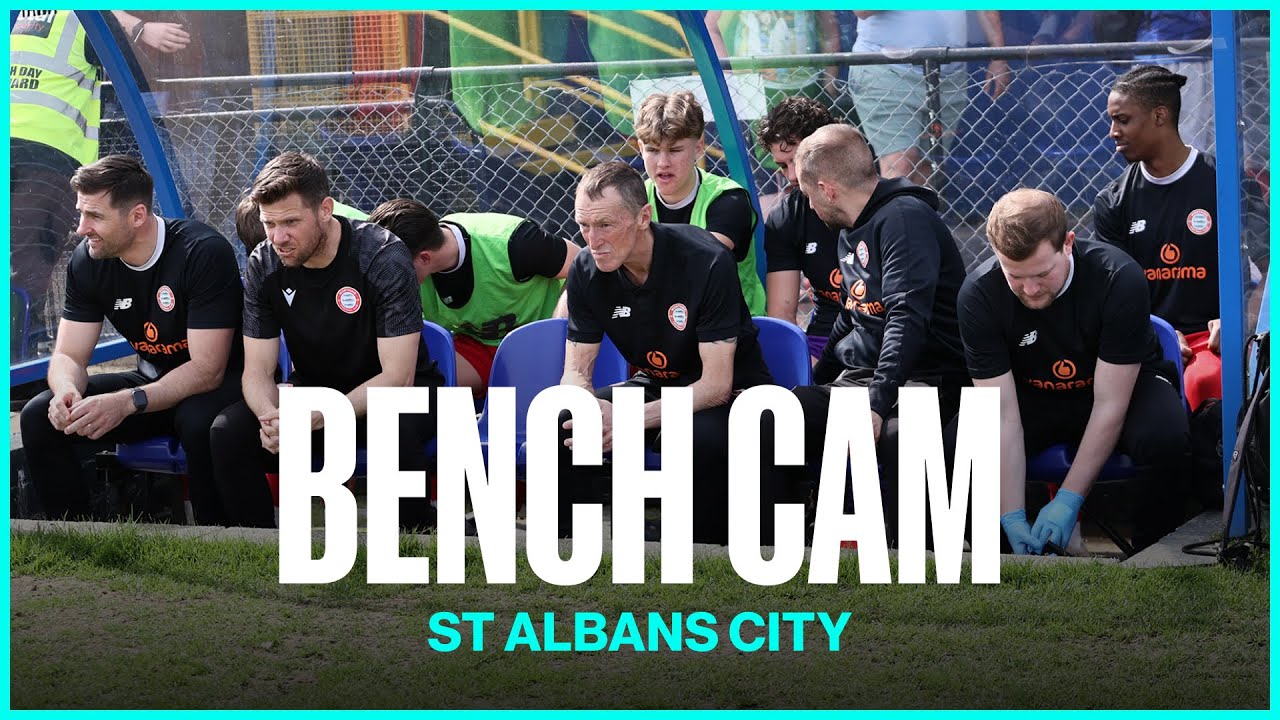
<box><xmin>634</xmin><ymin>91</ymin><xmax>766</xmax><ymax>316</ymax></box>
<box><xmin>369</xmin><ymin>199</ymin><xmax>578</xmax><ymax>397</ymax></box>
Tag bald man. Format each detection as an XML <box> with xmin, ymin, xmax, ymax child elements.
<box><xmin>790</xmin><ymin>124</ymin><xmax>969</xmax><ymax>544</ymax></box>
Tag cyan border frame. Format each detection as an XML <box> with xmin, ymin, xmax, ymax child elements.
<box><xmin>5</xmin><ymin>8</ymin><xmax>1274</xmax><ymax>712</ymax></box>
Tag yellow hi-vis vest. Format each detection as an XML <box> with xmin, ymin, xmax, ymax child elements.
<box><xmin>10</xmin><ymin>11</ymin><xmax>101</xmax><ymax>166</ymax></box>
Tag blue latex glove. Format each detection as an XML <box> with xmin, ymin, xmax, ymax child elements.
<box><xmin>1000</xmin><ymin>509</ymin><xmax>1044</xmax><ymax>555</ymax></box>
<box><xmin>1031</xmin><ymin>489</ymin><xmax>1086</xmax><ymax>549</ymax></box>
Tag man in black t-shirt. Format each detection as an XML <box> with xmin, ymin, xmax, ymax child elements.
<box><xmin>790</xmin><ymin>124</ymin><xmax>969</xmax><ymax>537</ymax></box>
<box><xmin>959</xmin><ymin>189</ymin><xmax>1189</xmax><ymax>554</ymax></box>
<box><xmin>18</xmin><ymin>155</ymin><xmax>243</xmax><ymax>524</ymax></box>
<box><xmin>558</xmin><ymin>161</ymin><xmax>784</xmax><ymax>545</ymax></box>
<box><xmin>210</xmin><ymin>152</ymin><xmax>443</xmax><ymax>528</ymax></box>
<box><xmin>757</xmin><ymin>96</ymin><xmax>843</xmax><ymax>359</ymax></box>
<box><xmin>1094</xmin><ymin>65</ymin><xmax>1239</xmax><ymax>412</ymax></box>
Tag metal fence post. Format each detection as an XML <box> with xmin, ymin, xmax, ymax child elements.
<box><xmin>78</xmin><ymin>11</ymin><xmax>185</xmax><ymax>218</ymax></box>
<box><xmin>675</xmin><ymin>10</ymin><xmax>767</xmax><ymax>286</ymax></box>
<box><xmin>1210</xmin><ymin>11</ymin><xmax>1248</xmax><ymax>538</ymax></box>
<box><xmin>923</xmin><ymin>57</ymin><xmax>945</xmax><ymax>191</ymax></box>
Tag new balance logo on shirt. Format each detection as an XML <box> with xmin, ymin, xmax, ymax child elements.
<box><xmin>612</xmin><ymin>306</ymin><xmax>631</xmax><ymax>319</ymax></box>
<box><xmin>1019</xmin><ymin>330</ymin><xmax>1038</xmax><ymax>347</ymax></box>
<box><xmin>282</xmin><ymin>288</ymin><xmax>296</xmax><ymax>306</ymax></box>
<box><xmin>112</xmin><ymin>298</ymin><xmax>132</xmax><ymax>310</ymax></box>
<box><xmin>805</xmin><ymin>242</ymin><xmax>818</xmax><ymax>255</ymax></box>
<box><xmin>1129</xmin><ymin>220</ymin><xmax>1147</xmax><ymax>234</ymax></box>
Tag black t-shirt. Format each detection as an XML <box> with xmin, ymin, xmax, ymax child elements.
<box><xmin>958</xmin><ymin>239</ymin><xmax>1167</xmax><ymax>408</ymax></box>
<box><xmin>431</xmin><ymin>218</ymin><xmax>569</xmax><ymax>309</ymax></box>
<box><xmin>764</xmin><ymin>189</ymin><xmax>843</xmax><ymax>337</ymax></box>
<box><xmin>1094</xmin><ymin>149</ymin><xmax>1219</xmax><ymax>334</ymax></box>
<box><xmin>653</xmin><ymin>187</ymin><xmax>754</xmax><ymax>263</ymax></box>
<box><xmin>63</xmin><ymin>216</ymin><xmax>243</xmax><ymax>379</ymax></box>
<box><xmin>243</xmin><ymin>217</ymin><xmax>443</xmax><ymax>393</ymax></box>
<box><xmin>566</xmin><ymin>223</ymin><xmax>771</xmax><ymax>389</ymax></box>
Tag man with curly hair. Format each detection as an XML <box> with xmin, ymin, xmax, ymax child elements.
<box><xmin>756</xmin><ymin>96</ymin><xmax>841</xmax><ymax>359</ymax></box>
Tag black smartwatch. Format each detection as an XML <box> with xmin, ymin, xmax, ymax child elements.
<box><xmin>131</xmin><ymin>387</ymin><xmax>149</xmax><ymax>414</ymax></box>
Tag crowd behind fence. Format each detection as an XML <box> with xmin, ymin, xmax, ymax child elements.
<box><xmin>22</xmin><ymin>33</ymin><xmax>1273</xmax><ymax>362</ymax></box>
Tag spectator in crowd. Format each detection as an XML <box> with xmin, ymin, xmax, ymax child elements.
<box><xmin>1135</xmin><ymin>11</ymin><xmax>1213</xmax><ymax>153</ymax></box>
<box><xmin>791</xmin><ymin>124</ymin><xmax>969</xmax><ymax>541</ymax></box>
<box><xmin>755</xmin><ymin>96</ymin><xmax>842</xmax><ymax>360</ymax></box>
<box><xmin>557</xmin><ymin>161</ymin><xmax>786</xmax><ymax>544</ymax></box>
<box><xmin>211</xmin><ymin>152</ymin><xmax>443</xmax><ymax>528</ymax></box>
<box><xmin>19</xmin><ymin>155</ymin><xmax>243</xmax><ymax>524</ymax></box>
<box><xmin>634</xmin><ymin>91</ymin><xmax>766</xmax><ymax>315</ymax></box>
<box><xmin>847</xmin><ymin>11</ymin><xmax>1011</xmax><ymax>186</ymax></box>
<box><xmin>1002</xmin><ymin>11</ymin><xmax>1093</xmax><ymax>46</ymax></box>
<box><xmin>369</xmin><ymin>199</ymin><xmax>578</xmax><ymax>398</ymax></box>
<box><xmin>703</xmin><ymin>11</ymin><xmax>842</xmax><ymax>101</ymax></box>
<box><xmin>960</xmin><ymin>189</ymin><xmax>1189</xmax><ymax>554</ymax></box>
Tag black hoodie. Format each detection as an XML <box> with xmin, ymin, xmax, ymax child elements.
<box><xmin>814</xmin><ymin>177</ymin><xmax>968</xmax><ymax>418</ymax></box>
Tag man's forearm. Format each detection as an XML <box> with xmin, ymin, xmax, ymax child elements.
<box><xmin>979</xmin><ymin>11</ymin><xmax>1006</xmax><ymax>47</ymax></box>
<box><xmin>47</xmin><ymin>354</ymin><xmax>89</xmax><ymax>397</ymax></box>
<box><xmin>343</xmin><ymin>370</ymin><xmax>415</xmax><ymax>419</ymax></box>
<box><xmin>1060</xmin><ymin>403</ymin><xmax>1127</xmax><ymax>497</ymax></box>
<box><xmin>638</xmin><ymin>377</ymin><xmax>732</xmax><ymax>430</ymax></box>
<box><xmin>243</xmin><ymin>368</ymin><xmax>278</xmax><ymax>418</ymax></box>
<box><xmin>999</xmin><ymin>418</ymin><xmax>1027</xmax><ymax>515</ymax></box>
<box><xmin>130</xmin><ymin>359</ymin><xmax>227</xmax><ymax>413</ymax></box>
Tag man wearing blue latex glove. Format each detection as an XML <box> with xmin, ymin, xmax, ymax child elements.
<box><xmin>1032</xmin><ymin>489</ymin><xmax>1085</xmax><ymax>549</ymax></box>
<box><xmin>1000</xmin><ymin>509</ymin><xmax>1044</xmax><ymax>555</ymax></box>
<box><xmin>954</xmin><ymin>189</ymin><xmax>1190</xmax><ymax>555</ymax></box>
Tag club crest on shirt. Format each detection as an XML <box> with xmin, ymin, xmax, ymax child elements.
<box><xmin>336</xmin><ymin>286</ymin><xmax>362</xmax><ymax>314</ymax></box>
<box><xmin>156</xmin><ymin>285</ymin><xmax>175</xmax><ymax>312</ymax></box>
<box><xmin>1186</xmin><ymin>209</ymin><xmax>1212</xmax><ymax>236</ymax></box>
<box><xmin>856</xmin><ymin>241</ymin><xmax>870</xmax><ymax>268</ymax></box>
<box><xmin>668</xmin><ymin>303</ymin><xmax>688</xmax><ymax>331</ymax></box>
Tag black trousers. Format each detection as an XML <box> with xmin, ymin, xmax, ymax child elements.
<box><xmin>793</xmin><ymin>370</ymin><xmax>965</xmax><ymax>546</ymax></box>
<box><xmin>1017</xmin><ymin>368</ymin><xmax>1192</xmax><ymax>547</ymax></box>
<box><xmin>10</xmin><ymin>141</ymin><xmax>77</xmax><ymax>300</ymax></box>
<box><xmin>20</xmin><ymin>370</ymin><xmax>243</xmax><ymax>524</ymax></box>
<box><xmin>210</xmin><ymin>392</ymin><xmax>437</xmax><ymax>528</ymax></box>
<box><xmin>556</xmin><ymin>380</ymin><xmax>790</xmax><ymax>545</ymax></box>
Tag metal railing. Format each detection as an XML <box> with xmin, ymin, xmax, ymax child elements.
<box><xmin>12</xmin><ymin>36</ymin><xmax>1270</xmax><ymax>366</ymax></box>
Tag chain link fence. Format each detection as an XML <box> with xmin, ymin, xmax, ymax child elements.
<box><xmin>13</xmin><ymin>11</ymin><xmax>1271</xmax><ymax>363</ymax></box>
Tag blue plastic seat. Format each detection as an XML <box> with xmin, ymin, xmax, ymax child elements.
<box><xmin>643</xmin><ymin>316</ymin><xmax>815</xmax><ymax>468</ymax></box>
<box><xmin>116</xmin><ymin>323</ymin><xmax>455</xmax><ymax>520</ymax></box>
<box><xmin>751</xmin><ymin>316</ymin><xmax>813</xmax><ymax>390</ymax></box>
<box><xmin>1024</xmin><ymin>314</ymin><xmax>1188</xmax><ymax>556</ymax></box>
<box><xmin>481</xmin><ymin>318</ymin><xmax>627</xmax><ymax>469</ymax></box>
<box><xmin>11</xmin><ymin>287</ymin><xmax>33</xmax><ymax>362</ymax></box>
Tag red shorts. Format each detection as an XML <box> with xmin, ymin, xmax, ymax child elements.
<box><xmin>454</xmin><ymin>333</ymin><xmax>498</xmax><ymax>392</ymax></box>
<box><xmin>1182</xmin><ymin>329</ymin><xmax>1222</xmax><ymax>411</ymax></box>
